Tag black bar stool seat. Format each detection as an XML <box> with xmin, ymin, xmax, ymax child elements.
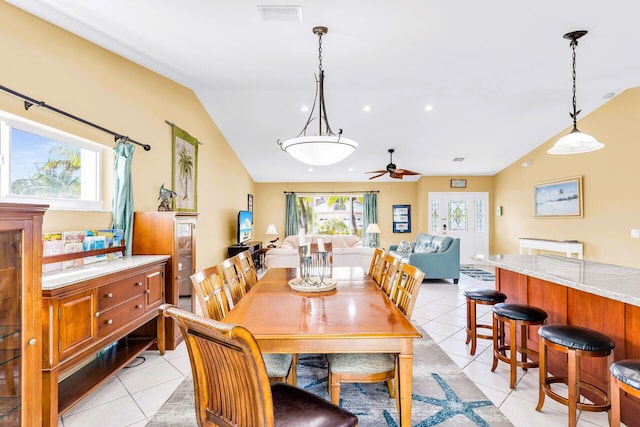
<box><xmin>492</xmin><ymin>303</ymin><xmax>548</xmax><ymax>389</ymax></box>
<box><xmin>463</xmin><ymin>288</ymin><xmax>507</xmax><ymax>355</ymax></box>
<box><xmin>610</xmin><ymin>359</ymin><xmax>640</xmax><ymax>426</ymax></box>
<box><xmin>536</xmin><ymin>324</ymin><xmax>615</xmax><ymax>427</ymax></box>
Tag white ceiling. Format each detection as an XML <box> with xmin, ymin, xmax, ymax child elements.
<box><xmin>7</xmin><ymin>0</ymin><xmax>640</xmax><ymax>182</ymax></box>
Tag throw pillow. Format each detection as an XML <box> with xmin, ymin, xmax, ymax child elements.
<box><xmin>396</xmin><ymin>240</ymin><xmax>414</xmax><ymax>254</ymax></box>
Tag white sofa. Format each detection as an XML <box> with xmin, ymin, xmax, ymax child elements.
<box><xmin>265</xmin><ymin>234</ymin><xmax>375</xmax><ymax>271</ymax></box>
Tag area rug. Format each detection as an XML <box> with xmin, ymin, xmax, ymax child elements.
<box><xmin>147</xmin><ymin>328</ymin><xmax>512</xmax><ymax>426</ymax></box>
<box><xmin>459</xmin><ymin>266</ymin><xmax>495</xmax><ymax>282</ymax></box>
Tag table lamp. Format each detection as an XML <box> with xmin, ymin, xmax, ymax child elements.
<box><xmin>266</xmin><ymin>224</ymin><xmax>279</xmax><ymax>248</ymax></box>
<box><xmin>366</xmin><ymin>223</ymin><xmax>381</xmax><ymax>248</ymax></box>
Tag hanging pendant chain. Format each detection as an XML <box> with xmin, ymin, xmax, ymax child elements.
<box><xmin>318</xmin><ymin>33</ymin><xmax>323</xmax><ymax>73</ymax></box>
<box><xmin>570</xmin><ymin>39</ymin><xmax>578</xmax><ymax>127</ymax></box>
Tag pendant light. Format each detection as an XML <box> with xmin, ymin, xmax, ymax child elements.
<box><xmin>548</xmin><ymin>30</ymin><xmax>604</xmax><ymax>155</ymax></box>
<box><xmin>277</xmin><ymin>26</ymin><xmax>358</xmax><ymax>166</ymax></box>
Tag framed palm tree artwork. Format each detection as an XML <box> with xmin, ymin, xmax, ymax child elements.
<box><xmin>171</xmin><ymin>124</ymin><xmax>198</xmax><ymax>212</ymax></box>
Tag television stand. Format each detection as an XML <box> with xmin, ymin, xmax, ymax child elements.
<box><xmin>228</xmin><ymin>240</ymin><xmax>262</xmax><ymax>269</ymax></box>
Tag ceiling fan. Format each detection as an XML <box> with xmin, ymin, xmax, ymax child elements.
<box><xmin>366</xmin><ymin>148</ymin><xmax>421</xmax><ymax>180</ymax></box>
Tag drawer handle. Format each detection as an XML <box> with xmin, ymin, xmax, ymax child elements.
<box><xmin>145</xmin><ymin>289</ymin><xmax>151</xmax><ymax>294</ymax></box>
<box><xmin>28</xmin><ymin>338</ymin><xmax>36</xmax><ymax>346</ymax></box>
<box><xmin>135</xmin><ymin>281</ymin><xmax>143</xmax><ymax>287</ymax></box>
<box><xmin>95</xmin><ymin>312</ymin><xmax>101</xmax><ymax>318</ymax></box>
<box><xmin>136</xmin><ymin>304</ymin><xmax>143</xmax><ymax>309</ymax></box>
<box><xmin>106</xmin><ymin>319</ymin><xmax>113</xmax><ymax>325</ymax></box>
<box><xmin>106</xmin><ymin>292</ymin><xmax>113</xmax><ymax>298</ymax></box>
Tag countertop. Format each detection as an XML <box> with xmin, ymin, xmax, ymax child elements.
<box><xmin>42</xmin><ymin>255</ymin><xmax>170</xmax><ymax>290</ymax></box>
<box><xmin>472</xmin><ymin>254</ymin><xmax>640</xmax><ymax>307</ymax></box>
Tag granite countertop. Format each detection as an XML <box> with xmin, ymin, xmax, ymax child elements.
<box><xmin>472</xmin><ymin>254</ymin><xmax>640</xmax><ymax>307</ymax></box>
<box><xmin>42</xmin><ymin>255</ymin><xmax>170</xmax><ymax>290</ymax></box>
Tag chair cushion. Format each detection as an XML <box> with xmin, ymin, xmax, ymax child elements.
<box><xmin>395</xmin><ymin>240</ymin><xmax>413</xmax><ymax>254</ymax></box>
<box><xmin>327</xmin><ymin>353</ymin><xmax>396</xmax><ymax>374</ymax></box>
<box><xmin>610</xmin><ymin>359</ymin><xmax>640</xmax><ymax>391</ymax></box>
<box><xmin>263</xmin><ymin>353</ymin><xmax>293</xmax><ymax>378</ymax></box>
<box><xmin>464</xmin><ymin>288</ymin><xmax>507</xmax><ymax>303</ymax></box>
<box><xmin>272</xmin><ymin>382</ymin><xmax>358</xmax><ymax>427</ymax></box>
<box><xmin>493</xmin><ymin>303</ymin><xmax>547</xmax><ymax>322</ymax></box>
<box><xmin>538</xmin><ymin>324</ymin><xmax>615</xmax><ymax>352</ymax></box>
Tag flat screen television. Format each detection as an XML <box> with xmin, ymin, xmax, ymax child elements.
<box><xmin>237</xmin><ymin>210</ymin><xmax>253</xmax><ymax>245</ymax></box>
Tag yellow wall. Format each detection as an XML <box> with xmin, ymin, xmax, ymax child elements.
<box><xmin>0</xmin><ymin>2</ymin><xmax>255</xmax><ymax>268</ymax></box>
<box><xmin>494</xmin><ymin>87</ymin><xmax>640</xmax><ymax>267</ymax></box>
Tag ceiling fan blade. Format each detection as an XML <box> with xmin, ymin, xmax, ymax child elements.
<box><xmin>396</xmin><ymin>169</ymin><xmax>421</xmax><ymax>176</ymax></box>
<box><xmin>390</xmin><ymin>172</ymin><xmax>404</xmax><ymax>179</ymax></box>
<box><xmin>366</xmin><ymin>169</ymin><xmax>388</xmax><ymax>174</ymax></box>
<box><xmin>368</xmin><ymin>171</ymin><xmax>388</xmax><ymax>180</ymax></box>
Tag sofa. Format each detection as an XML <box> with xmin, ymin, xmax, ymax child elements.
<box><xmin>265</xmin><ymin>235</ymin><xmax>375</xmax><ymax>271</ymax></box>
<box><xmin>388</xmin><ymin>233</ymin><xmax>460</xmax><ymax>283</ymax></box>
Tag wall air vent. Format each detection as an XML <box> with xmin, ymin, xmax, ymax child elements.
<box><xmin>258</xmin><ymin>5</ymin><xmax>303</xmax><ymax>22</ymax></box>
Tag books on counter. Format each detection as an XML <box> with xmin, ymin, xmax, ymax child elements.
<box><xmin>42</xmin><ymin>229</ymin><xmax>124</xmax><ymax>271</ymax></box>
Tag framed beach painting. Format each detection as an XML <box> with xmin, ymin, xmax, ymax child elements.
<box><xmin>534</xmin><ymin>176</ymin><xmax>583</xmax><ymax>218</ymax></box>
<box><xmin>172</xmin><ymin>125</ymin><xmax>198</xmax><ymax>212</ymax></box>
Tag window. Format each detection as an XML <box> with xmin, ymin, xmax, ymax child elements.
<box><xmin>0</xmin><ymin>111</ymin><xmax>103</xmax><ymax>210</ymax></box>
<box><xmin>296</xmin><ymin>194</ymin><xmax>363</xmax><ymax>237</ymax></box>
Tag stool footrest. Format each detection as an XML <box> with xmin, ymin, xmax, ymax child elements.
<box><xmin>493</xmin><ymin>345</ymin><xmax>539</xmax><ymax>370</ymax></box>
<box><xmin>540</xmin><ymin>376</ymin><xmax>611</xmax><ymax>412</ymax></box>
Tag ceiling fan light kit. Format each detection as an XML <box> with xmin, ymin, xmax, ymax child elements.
<box><xmin>548</xmin><ymin>30</ymin><xmax>604</xmax><ymax>155</ymax></box>
<box><xmin>277</xmin><ymin>26</ymin><xmax>358</xmax><ymax>166</ymax></box>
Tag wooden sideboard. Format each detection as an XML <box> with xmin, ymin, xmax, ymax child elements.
<box><xmin>41</xmin><ymin>256</ymin><xmax>167</xmax><ymax>427</ymax></box>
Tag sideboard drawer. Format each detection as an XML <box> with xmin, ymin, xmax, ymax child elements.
<box><xmin>97</xmin><ymin>274</ymin><xmax>146</xmax><ymax>311</ymax></box>
<box><xmin>96</xmin><ymin>294</ymin><xmax>146</xmax><ymax>337</ymax></box>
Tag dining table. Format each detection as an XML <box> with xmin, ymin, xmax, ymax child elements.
<box><xmin>222</xmin><ymin>266</ymin><xmax>422</xmax><ymax>427</ymax></box>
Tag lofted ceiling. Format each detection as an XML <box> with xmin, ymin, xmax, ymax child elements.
<box><xmin>7</xmin><ymin>0</ymin><xmax>640</xmax><ymax>182</ymax></box>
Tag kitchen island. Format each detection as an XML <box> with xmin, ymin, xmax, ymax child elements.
<box><xmin>474</xmin><ymin>254</ymin><xmax>640</xmax><ymax>424</ymax></box>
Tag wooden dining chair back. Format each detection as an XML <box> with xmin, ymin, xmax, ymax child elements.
<box><xmin>390</xmin><ymin>263</ymin><xmax>425</xmax><ymax>318</ymax></box>
<box><xmin>161</xmin><ymin>305</ymin><xmax>358</xmax><ymax>427</ymax></box>
<box><xmin>190</xmin><ymin>265</ymin><xmax>230</xmax><ymax>321</ymax></box>
<box><xmin>368</xmin><ymin>248</ymin><xmax>385</xmax><ymax>277</ymax></box>
<box><xmin>191</xmin><ymin>265</ymin><xmax>295</xmax><ymax>385</ymax></box>
<box><xmin>377</xmin><ymin>254</ymin><xmax>400</xmax><ymax>297</ymax></box>
<box><xmin>234</xmin><ymin>250</ymin><xmax>258</xmax><ymax>292</ymax></box>
<box><xmin>220</xmin><ymin>257</ymin><xmax>247</xmax><ymax>306</ymax></box>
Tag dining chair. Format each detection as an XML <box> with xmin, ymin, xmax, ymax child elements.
<box><xmin>326</xmin><ymin>263</ymin><xmax>425</xmax><ymax>408</ymax></box>
<box><xmin>190</xmin><ymin>266</ymin><xmax>296</xmax><ymax>385</ymax></box>
<box><xmin>161</xmin><ymin>305</ymin><xmax>358</xmax><ymax>427</ymax></box>
<box><xmin>234</xmin><ymin>250</ymin><xmax>258</xmax><ymax>292</ymax></box>
<box><xmin>376</xmin><ymin>254</ymin><xmax>400</xmax><ymax>297</ymax></box>
<box><xmin>367</xmin><ymin>247</ymin><xmax>385</xmax><ymax>278</ymax></box>
<box><xmin>219</xmin><ymin>257</ymin><xmax>247</xmax><ymax>306</ymax></box>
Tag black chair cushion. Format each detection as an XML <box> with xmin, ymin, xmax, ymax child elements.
<box><xmin>493</xmin><ymin>303</ymin><xmax>547</xmax><ymax>322</ymax></box>
<box><xmin>610</xmin><ymin>360</ymin><xmax>640</xmax><ymax>391</ymax></box>
<box><xmin>464</xmin><ymin>288</ymin><xmax>507</xmax><ymax>303</ymax></box>
<box><xmin>271</xmin><ymin>382</ymin><xmax>358</xmax><ymax>427</ymax></box>
<box><xmin>539</xmin><ymin>324</ymin><xmax>615</xmax><ymax>352</ymax></box>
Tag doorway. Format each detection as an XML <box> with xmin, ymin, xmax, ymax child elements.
<box><xmin>428</xmin><ymin>192</ymin><xmax>489</xmax><ymax>264</ymax></box>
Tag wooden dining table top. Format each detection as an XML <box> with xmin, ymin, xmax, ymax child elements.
<box><xmin>223</xmin><ymin>266</ymin><xmax>421</xmax><ymax>343</ymax></box>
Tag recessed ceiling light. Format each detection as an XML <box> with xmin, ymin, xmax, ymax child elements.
<box><xmin>347</xmin><ymin>168</ymin><xmax>354</xmax><ymax>172</ymax></box>
<box><xmin>301</xmin><ymin>106</ymin><xmax>309</xmax><ymax>112</ymax></box>
<box><xmin>363</xmin><ymin>105</ymin><xmax>371</xmax><ymax>112</ymax></box>
<box><xmin>307</xmin><ymin>168</ymin><xmax>314</xmax><ymax>172</ymax></box>
<box><xmin>425</xmin><ymin>105</ymin><xmax>434</xmax><ymax>112</ymax></box>
<box><xmin>452</xmin><ymin>157</ymin><xmax>465</xmax><ymax>162</ymax></box>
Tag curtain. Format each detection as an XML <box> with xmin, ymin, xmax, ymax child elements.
<box><xmin>362</xmin><ymin>193</ymin><xmax>378</xmax><ymax>247</ymax></box>
<box><xmin>285</xmin><ymin>193</ymin><xmax>299</xmax><ymax>237</ymax></box>
<box><xmin>111</xmin><ymin>139</ymin><xmax>135</xmax><ymax>256</ymax></box>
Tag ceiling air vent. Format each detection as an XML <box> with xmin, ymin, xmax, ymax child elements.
<box><xmin>452</xmin><ymin>157</ymin><xmax>465</xmax><ymax>162</ymax></box>
<box><xmin>258</xmin><ymin>5</ymin><xmax>303</xmax><ymax>22</ymax></box>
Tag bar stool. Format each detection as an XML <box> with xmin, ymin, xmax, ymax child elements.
<box><xmin>492</xmin><ymin>303</ymin><xmax>548</xmax><ymax>389</ymax></box>
<box><xmin>609</xmin><ymin>359</ymin><xmax>640</xmax><ymax>427</ymax></box>
<box><xmin>463</xmin><ymin>288</ymin><xmax>507</xmax><ymax>355</ymax></box>
<box><xmin>536</xmin><ymin>324</ymin><xmax>615</xmax><ymax>427</ymax></box>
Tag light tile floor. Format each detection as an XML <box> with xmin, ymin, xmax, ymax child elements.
<box><xmin>58</xmin><ymin>269</ymin><xmax>618</xmax><ymax>426</ymax></box>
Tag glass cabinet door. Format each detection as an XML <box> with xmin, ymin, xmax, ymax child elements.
<box><xmin>0</xmin><ymin>229</ymin><xmax>22</xmax><ymax>426</ymax></box>
<box><xmin>176</xmin><ymin>220</ymin><xmax>194</xmax><ymax>311</ymax></box>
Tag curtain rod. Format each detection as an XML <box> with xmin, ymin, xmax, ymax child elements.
<box><xmin>0</xmin><ymin>84</ymin><xmax>151</xmax><ymax>151</ymax></box>
<box><xmin>284</xmin><ymin>191</ymin><xmax>379</xmax><ymax>194</ymax></box>
<box><xmin>164</xmin><ymin>120</ymin><xmax>203</xmax><ymax>145</ymax></box>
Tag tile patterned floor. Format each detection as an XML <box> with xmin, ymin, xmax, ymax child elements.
<box><xmin>57</xmin><ymin>270</ymin><xmax>619</xmax><ymax>426</ymax></box>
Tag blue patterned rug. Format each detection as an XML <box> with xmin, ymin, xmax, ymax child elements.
<box><xmin>147</xmin><ymin>328</ymin><xmax>511</xmax><ymax>426</ymax></box>
<box><xmin>460</xmin><ymin>266</ymin><xmax>495</xmax><ymax>282</ymax></box>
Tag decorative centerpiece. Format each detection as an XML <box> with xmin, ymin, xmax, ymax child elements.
<box><xmin>288</xmin><ymin>235</ymin><xmax>336</xmax><ymax>292</ymax></box>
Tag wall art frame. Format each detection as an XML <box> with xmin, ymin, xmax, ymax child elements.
<box><xmin>534</xmin><ymin>176</ymin><xmax>583</xmax><ymax>218</ymax></box>
<box><xmin>450</xmin><ymin>178</ymin><xmax>467</xmax><ymax>188</ymax></box>
<box><xmin>171</xmin><ymin>125</ymin><xmax>198</xmax><ymax>212</ymax></box>
<box><xmin>392</xmin><ymin>204</ymin><xmax>411</xmax><ymax>233</ymax></box>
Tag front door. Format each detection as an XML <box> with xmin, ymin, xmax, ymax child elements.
<box><xmin>427</xmin><ymin>192</ymin><xmax>489</xmax><ymax>264</ymax></box>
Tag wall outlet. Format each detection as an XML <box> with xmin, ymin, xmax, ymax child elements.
<box><xmin>631</xmin><ymin>229</ymin><xmax>640</xmax><ymax>238</ymax></box>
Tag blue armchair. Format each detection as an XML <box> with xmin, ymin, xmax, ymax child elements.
<box><xmin>389</xmin><ymin>233</ymin><xmax>460</xmax><ymax>284</ymax></box>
